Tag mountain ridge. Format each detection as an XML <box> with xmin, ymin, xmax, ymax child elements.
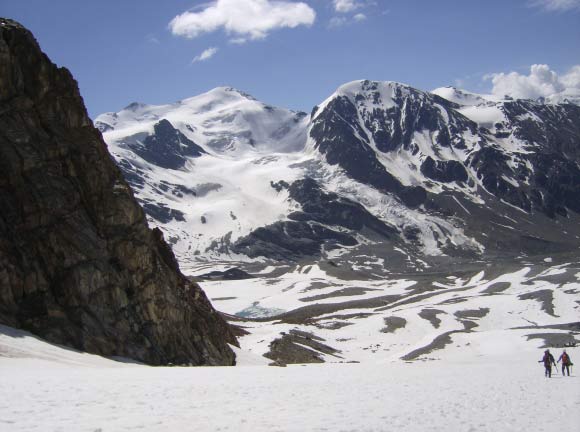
<box><xmin>96</xmin><ymin>78</ymin><xmax>580</xmax><ymax>271</ymax></box>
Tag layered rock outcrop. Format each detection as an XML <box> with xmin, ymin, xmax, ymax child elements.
<box><xmin>0</xmin><ymin>18</ymin><xmax>237</xmax><ymax>365</ymax></box>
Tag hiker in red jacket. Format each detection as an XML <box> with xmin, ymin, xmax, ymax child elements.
<box><xmin>539</xmin><ymin>349</ymin><xmax>556</xmax><ymax>377</ymax></box>
<box><xmin>557</xmin><ymin>350</ymin><xmax>573</xmax><ymax>376</ymax></box>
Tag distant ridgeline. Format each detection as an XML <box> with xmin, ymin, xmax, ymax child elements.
<box><xmin>96</xmin><ymin>75</ymin><xmax>580</xmax><ymax>270</ymax></box>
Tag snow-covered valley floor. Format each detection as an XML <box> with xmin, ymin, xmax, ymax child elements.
<box><xmin>2</xmin><ymin>257</ymin><xmax>580</xmax><ymax>431</ymax></box>
<box><xmin>1</xmin><ymin>336</ymin><xmax>578</xmax><ymax>432</ymax></box>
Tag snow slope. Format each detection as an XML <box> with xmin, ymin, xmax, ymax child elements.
<box><xmin>96</xmin><ymin>88</ymin><xmax>312</xmax><ymax>262</ymax></box>
<box><xmin>2</xmin><ymin>256</ymin><xmax>579</xmax><ymax>431</ymax></box>
<box><xmin>96</xmin><ymin>87</ymin><xmax>309</xmax><ymax>155</ymax></box>
<box><xmin>1</xmin><ymin>324</ymin><xmax>578</xmax><ymax>432</ymax></box>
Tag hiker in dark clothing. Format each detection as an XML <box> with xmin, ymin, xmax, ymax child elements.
<box><xmin>557</xmin><ymin>350</ymin><xmax>573</xmax><ymax>376</ymax></box>
<box><xmin>539</xmin><ymin>349</ymin><xmax>556</xmax><ymax>377</ymax></box>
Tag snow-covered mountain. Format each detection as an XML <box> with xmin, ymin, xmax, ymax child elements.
<box><xmin>96</xmin><ymin>80</ymin><xmax>580</xmax><ymax>272</ymax></box>
<box><xmin>96</xmin><ymin>86</ymin><xmax>308</xmax><ymax>155</ymax></box>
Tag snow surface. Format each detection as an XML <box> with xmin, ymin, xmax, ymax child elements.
<box><xmin>431</xmin><ymin>86</ymin><xmax>502</xmax><ymax>106</ymax></box>
<box><xmin>98</xmin><ymin>87</ymin><xmax>309</xmax><ymax>156</ymax></box>
<box><xmin>1</xmin><ymin>325</ymin><xmax>578</xmax><ymax>432</ymax></box>
<box><xmin>2</xmin><ymin>258</ymin><xmax>580</xmax><ymax>431</ymax></box>
<box><xmin>98</xmin><ymin>87</ymin><xmax>315</xmax><ymax>262</ymax></box>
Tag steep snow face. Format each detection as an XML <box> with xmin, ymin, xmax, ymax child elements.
<box><xmin>431</xmin><ymin>86</ymin><xmax>500</xmax><ymax>107</ymax></box>
<box><xmin>96</xmin><ymin>87</ymin><xmax>309</xmax><ymax>155</ymax></box>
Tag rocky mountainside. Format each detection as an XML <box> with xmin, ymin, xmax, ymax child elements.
<box><xmin>97</xmin><ymin>79</ymin><xmax>580</xmax><ymax>273</ymax></box>
<box><xmin>0</xmin><ymin>18</ymin><xmax>237</xmax><ymax>366</ymax></box>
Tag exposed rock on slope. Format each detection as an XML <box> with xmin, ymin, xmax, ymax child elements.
<box><xmin>125</xmin><ymin>119</ymin><xmax>206</xmax><ymax>170</ymax></box>
<box><xmin>0</xmin><ymin>18</ymin><xmax>237</xmax><ymax>365</ymax></box>
<box><xmin>95</xmin><ymin>74</ymin><xmax>580</xmax><ymax>266</ymax></box>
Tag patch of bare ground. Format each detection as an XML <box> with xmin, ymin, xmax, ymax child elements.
<box><xmin>381</xmin><ymin>316</ymin><xmax>407</xmax><ymax>333</ymax></box>
<box><xmin>418</xmin><ymin>309</ymin><xmax>445</xmax><ymax>328</ymax></box>
<box><xmin>518</xmin><ymin>290</ymin><xmax>557</xmax><ymax>317</ymax></box>
<box><xmin>401</xmin><ymin>320</ymin><xmax>478</xmax><ymax>361</ymax></box>
<box><xmin>264</xmin><ymin>329</ymin><xmax>342</xmax><ymax>364</ymax></box>
<box><xmin>300</xmin><ymin>287</ymin><xmax>380</xmax><ymax>302</ymax></box>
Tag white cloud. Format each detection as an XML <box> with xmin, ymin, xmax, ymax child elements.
<box><xmin>561</xmin><ymin>65</ymin><xmax>580</xmax><ymax>88</ymax></box>
<box><xmin>328</xmin><ymin>16</ymin><xmax>348</xmax><ymax>28</ymax></box>
<box><xmin>330</xmin><ymin>1</ymin><xmax>373</xmax><ymax>27</ymax></box>
<box><xmin>333</xmin><ymin>0</ymin><xmax>362</xmax><ymax>13</ymax></box>
<box><xmin>328</xmin><ymin>13</ymin><xmax>367</xmax><ymax>28</ymax></box>
<box><xmin>170</xmin><ymin>0</ymin><xmax>316</xmax><ymax>42</ymax></box>
<box><xmin>486</xmin><ymin>64</ymin><xmax>580</xmax><ymax>101</ymax></box>
<box><xmin>192</xmin><ymin>47</ymin><xmax>219</xmax><ymax>63</ymax></box>
<box><xmin>529</xmin><ymin>0</ymin><xmax>580</xmax><ymax>11</ymax></box>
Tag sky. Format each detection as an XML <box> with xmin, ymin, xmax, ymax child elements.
<box><xmin>2</xmin><ymin>0</ymin><xmax>579</xmax><ymax>117</ymax></box>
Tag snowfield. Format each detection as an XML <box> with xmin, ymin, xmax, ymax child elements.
<box><xmin>0</xmin><ymin>331</ymin><xmax>578</xmax><ymax>432</ymax></box>
<box><xmin>1</xmin><ymin>258</ymin><xmax>579</xmax><ymax>431</ymax></box>
<box><xmin>200</xmin><ymin>260</ymin><xmax>580</xmax><ymax>364</ymax></box>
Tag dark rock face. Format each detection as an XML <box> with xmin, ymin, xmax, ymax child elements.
<box><xmin>126</xmin><ymin>119</ymin><xmax>205</xmax><ymax>170</ymax></box>
<box><xmin>0</xmin><ymin>19</ymin><xmax>237</xmax><ymax>365</ymax></box>
<box><xmin>287</xmin><ymin>178</ymin><xmax>398</xmax><ymax>238</ymax></box>
<box><xmin>311</xmin><ymin>80</ymin><xmax>580</xmax><ymax>222</ymax></box>
<box><xmin>420</xmin><ymin>157</ymin><xmax>468</xmax><ymax>183</ymax></box>
<box><xmin>309</xmin><ymin>94</ymin><xmax>427</xmax><ymax>208</ymax></box>
<box><xmin>467</xmin><ymin>146</ymin><xmax>533</xmax><ymax>212</ymax></box>
<box><xmin>465</xmin><ymin>101</ymin><xmax>580</xmax><ymax>217</ymax></box>
<box><xmin>233</xmin><ymin>219</ymin><xmax>357</xmax><ymax>261</ymax></box>
<box><xmin>141</xmin><ymin>202</ymin><xmax>186</xmax><ymax>224</ymax></box>
<box><xmin>233</xmin><ymin>178</ymin><xmax>398</xmax><ymax>260</ymax></box>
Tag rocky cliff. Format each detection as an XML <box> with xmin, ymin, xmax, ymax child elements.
<box><xmin>0</xmin><ymin>18</ymin><xmax>237</xmax><ymax>365</ymax></box>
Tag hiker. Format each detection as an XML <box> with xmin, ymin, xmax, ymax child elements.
<box><xmin>557</xmin><ymin>350</ymin><xmax>573</xmax><ymax>376</ymax></box>
<box><xmin>539</xmin><ymin>349</ymin><xmax>556</xmax><ymax>377</ymax></box>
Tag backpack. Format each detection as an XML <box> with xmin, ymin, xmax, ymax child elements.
<box><xmin>562</xmin><ymin>353</ymin><xmax>569</xmax><ymax>365</ymax></box>
<box><xmin>543</xmin><ymin>353</ymin><xmax>552</xmax><ymax>366</ymax></box>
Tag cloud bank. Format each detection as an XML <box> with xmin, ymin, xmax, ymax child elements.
<box><xmin>486</xmin><ymin>64</ymin><xmax>580</xmax><ymax>102</ymax></box>
<box><xmin>170</xmin><ymin>0</ymin><xmax>316</xmax><ymax>42</ymax></box>
<box><xmin>529</xmin><ymin>0</ymin><xmax>580</xmax><ymax>11</ymax></box>
<box><xmin>333</xmin><ymin>0</ymin><xmax>363</xmax><ymax>13</ymax></box>
<box><xmin>330</xmin><ymin>0</ymin><xmax>371</xmax><ymax>27</ymax></box>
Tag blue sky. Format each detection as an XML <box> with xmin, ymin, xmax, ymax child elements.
<box><xmin>3</xmin><ymin>0</ymin><xmax>580</xmax><ymax>117</ymax></box>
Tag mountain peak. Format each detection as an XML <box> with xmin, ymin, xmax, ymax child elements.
<box><xmin>335</xmin><ymin>79</ymin><xmax>415</xmax><ymax>98</ymax></box>
<box><xmin>431</xmin><ymin>86</ymin><xmax>497</xmax><ymax>106</ymax></box>
<box><xmin>192</xmin><ymin>86</ymin><xmax>258</xmax><ymax>103</ymax></box>
<box><xmin>123</xmin><ymin>101</ymin><xmax>149</xmax><ymax>111</ymax></box>
<box><xmin>312</xmin><ymin>79</ymin><xmax>423</xmax><ymax>121</ymax></box>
